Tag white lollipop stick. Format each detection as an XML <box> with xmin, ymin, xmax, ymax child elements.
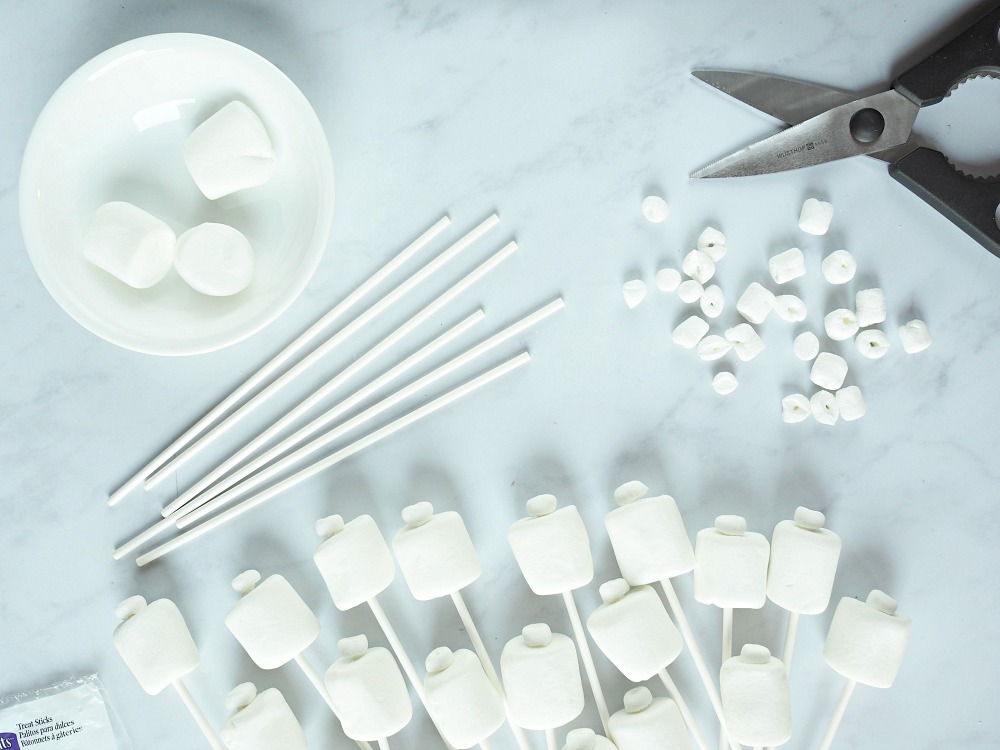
<box><xmin>106</xmin><ymin>215</ymin><xmax>451</xmax><ymax>506</ymax></box>
<box><xmin>781</xmin><ymin>611</ymin><xmax>801</xmax><ymax>675</ymax></box>
<box><xmin>377</xmin><ymin>740</ymin><xmax>390</xmax><ymax>750</ymax></box>
<box><xmin>817</xmin><ymin>678</ymin><xmax>856</xmax><ymax>750</ymax></box>
<box><xmin>545</xmin><ymin>728</ymin><xmax>558</xmax><ymax>750</ymax></box>
<box><xmin>479</xmin><ymin>741</ymin><xmax>493</xmax><ymax>750</ymax></box>
<box><xmin>145</xmin><ymin>213</ymin><xmax>500</xmax><ymax>491</ymax></box>
<box><xmin>172</xmin><ymin>679</ymin><xmax>224</xmax><ymax>750</ymax></box>
<box><xmin>292</xmin><ymin>653</ymin><xmax>371</xmax><ymax>750</ymax></box>
<box><xmin>562</xmin><ymin>590</ymin><xmax>611</xmax><ymax>735</ymax></box>
<box><xmin>720</xmin><ymin>607</ymin><xmax>734</xmax><ymax>750</ymax></box>
<box><xmin>658</xmin><ymin>670</ymin><xmax>713</xmax><ymax>750</ymax></box>
<box><xmin>134</xmin><ymin>353</ymin><xmax>530</xmax><ymax>566</ymax></box>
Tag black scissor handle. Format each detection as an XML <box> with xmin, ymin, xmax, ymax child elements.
<box><xmin>893</xmin><ymin>4</ymin><xmax>1000</xmax><ymax>106</ymax></box>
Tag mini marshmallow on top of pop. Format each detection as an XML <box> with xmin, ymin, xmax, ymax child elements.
<box><xmin>219</xmin><ymin>682</ymin><xmax>307</xmax><ymax>750</ymax></box>
<box><xmin>720</xmin><ymin>644</ymin><xmax>792</xmax><ymax>749</ymax></box>
<box><xmin>609</xmin><ymin>686</ymin><xmax>692</xmax><ymax>750</ymax></box>
<box><xmin>561</xmin><ymin>727</ymin><xmax>617</xmax><ymax>750</ymax></box>
<box><xmin>424</xmin><ymin>646</ymin><xmax>507</xmax><ymax>750</ymax></box>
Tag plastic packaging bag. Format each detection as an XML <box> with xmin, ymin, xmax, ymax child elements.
<box><xmin>0</xmin><ymin>675</ymin><xmax>130</xmax><ymax>749</ymax></box>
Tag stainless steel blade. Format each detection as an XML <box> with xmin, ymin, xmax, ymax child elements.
<box><xmin>690</xmin><ymin>90</ymin><xmax>919</xmax><ymax>178</ymax></box>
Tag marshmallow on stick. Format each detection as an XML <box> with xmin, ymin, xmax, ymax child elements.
<box><xmin>609</xmin><ymin>686</ymin><xmax>692</xmax><ymax>750</ymax></box>
<box><xmin>220</xmin><ymin>683</ymin><xmax>307</xmax><ymax>750</ymax></box>
<box><xmin>425</xmin><ymin>647</ymin><xmax>506</xmax><ymax>749</ymax></box>
<box><xmin>720</xmin><ymin>645</ymin><xmax>792</xmax><ymax>748</ymax></box>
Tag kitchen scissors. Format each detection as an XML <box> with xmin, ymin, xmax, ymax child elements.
<box><xmin>690</xmin><ymin>3</ymin><xmax>1000</xmax><ymax>257</ymax></box>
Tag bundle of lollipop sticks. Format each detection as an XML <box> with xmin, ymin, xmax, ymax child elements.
<box><xmin>109</xmin><ymin>213</ymin><xmax>565</xmax><ymax>564</ymax></box>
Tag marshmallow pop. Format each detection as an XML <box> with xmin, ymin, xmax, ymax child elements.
<box><xmin>424</xmin><ymin>646</ymin><xmax>506</xmax><ymax>750</ymax></box>
<box><xmin>610</xmin><ymin>686</ymin><xmax>692</xmax><ymax>750</ymax></box>
<box><xmin>720</xmin><ymin>644</ymin><xmax>792</xmax><ymax>748</ymax></box>
<box><xmin>817</xmin><ymin>590</ymin><xmax>911</xmax><ymax>750</ymax></box>
<box><xmin>113</xmin><ymin>595</ymin><xmax>224</xmax><ymax>750</ymax></box>
<box><xmin>220</xmin><ymin>683</ymin><xmax>307</xmax><ymax>750</ymax></box>
<box><xmin>507</xmin><ymin>494</ymin><xmax>611</xmax><ymax>734</ymax></box>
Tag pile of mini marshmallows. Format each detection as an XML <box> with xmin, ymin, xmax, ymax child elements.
<box><xmin>83</xmin><ymin>101</ymin><xmax>275</xmax><ymax>296</ymax></box>
<box><xmin>113</xmin><ymin>482</ymin><xmax>911</xmax><ymax>750</ymax></box>
<box><xmin>626</xmin><ymin>196</ymin><xmax>933</xmax><ymax>424</ymax></box>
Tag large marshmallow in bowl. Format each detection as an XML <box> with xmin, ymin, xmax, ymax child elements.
<box><xmin>694</xmin><ymin>516</ymin><xmax>769</xmax><ymax>609</ymax></box>
<box><xmin>609</xmin><ymin>687</ymin><xmax>691</xmax><ymax>750</ymax></box>
<box><xmin>174</xmin><ymin>222</ymin><xmax>255</xmax><ymax>296</ymax></box>
<box><xmin>83</xmin><ymin>201</ymin><xmax>175</xmax><ymax>289</ymax></box>
<box><xmin>500</xmin><ymin>623</ymin><xmax>584</xmax><ymax>730</ymax></box>
<box><xmin>823</xmin><ymin>590</ymin><xmax>911</xmax><ymax>688</ymax></box>
<box><xmin>113</xmin><ymin>596</ymin><xmax>200</xmax><ymax>695</ymax></box>
<box><xmin>393</xmin><ymin>502</ymin><xmax>482</xmax><ymax>600</ymax></box>
<box><xmin>508</xmin><ymin>495</ymin><xmax>594</xmax><ymax>595</ymax></box>
<box><xmin>221</xmin><ymin>683</ymin><xmax>307</xmax><ymax>750</ymax></box>
<box><xmin>183</xmin><ymin>101</ymin><xmax>277</xmax><ymax>200</ymax></box>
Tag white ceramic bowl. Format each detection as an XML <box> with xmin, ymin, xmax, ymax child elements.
<box><xmin>19</xmin><ymin>34</ymin><xmax>334</xmax><ymax>356</ymax></box>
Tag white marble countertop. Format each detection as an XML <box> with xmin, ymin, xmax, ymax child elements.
<box><xmin>2</xmin><ymin>1</ymin><xmax>999</xmax><ymax>749</ymax></box>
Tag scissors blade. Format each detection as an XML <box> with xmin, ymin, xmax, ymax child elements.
<box><xmin>691</xmin><ymin>69</ymin><xmax>858</xmax><ymax>124</ymax></box>
<box><xmin>690</xmin><ymin>90</ymin><xmax>919</xmax><ymax>178</ymax></box>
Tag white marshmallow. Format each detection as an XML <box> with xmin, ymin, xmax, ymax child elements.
<box><xmin>693</xmin><ymin>516</ymin><xmax>769</xmax><ymax>609</ymax></box>
<box><xmin>174</xmin><ymin>223</ymin><xmax>255</xmax><ymax>297</ymax></box>
<box><xmin>856</xmin><ymin>329</ymin><xmax>891</xmax><ymax>359</ymax></box>
<box><xmin>836</xmin><ymin>385</ymin><xmax>867</xmax><ymax>421</ymax></box>
<box><xmin>113</xmin><ymin>596</ymin><xmax>199</xmax><ymax>695</ymax></box>
<box><xmin>793</xmin><ymin>331</ymin><xmax>820</xmax><ymax>361</ymax></box>
<box><xmin>823</xmin><ymin>590</ymin><xmax>911</xmax><ymax>688</ymax></box>
<box><xmin>822</xmin><ymin>250</ymin><xmax>857</xmax><ymax>284</ymax></box>
<box><xmin>766</xmin><ymin>508</ymin><xmax>842</xmax><ymax>614</ymax></box>
<box><xmin>725</xmin><ymin>323</ymin><xmax>765</xmax><ymax>361</ymax></box>
<box><xmin>700</xmin><ymin>284</ymin><xmax>725</xmax><ymax>318</ymax></box>
<box><xmin>507</xmin><ymin>496</ymin><xmax>594</xmax><ymax>595</ymax></box>
<box><xmin>781</xmin><ymin>393</ymin><xmax>811</xmax><ymax>423</ymax></box>
<box><xmin>609</xmin><ymin>687</ymin><xmax>691</xmax><ymax>750</ymax></box>
<box><xmin>500</xmin><ymin>623</ymin><xmax>584</xmax><ymax>730</ymax></box>
<box><xmin>682</xmin><ymin>249</ymin><xmax>715</xmax><ymax>283</ymax></box>
<box><xmin>605</xmin><ymin>484</ymin><xmax>695</xmax><ymax>584</ymax></box>
<box><xmin>183</xmin><ymin>101</ymin><xmax>277</xmax><ymax>200</ymax></box>
<box><xmin>587</xmin><ymin>580</ymin><xmax>683</xmax><ymax>681</ymax></box>
<box><xmin>720</xmin><ymin>645</ymin><xmax>792</xmax><ymax>747</ymax></box>
<box><xmin>798</xmin><ymin>198</ymin><xmax>834</xmax><ymax>235</ymax></box>
<box><xmin>713</xmin><ymin>371</ymin><xmax>739</xmax><ymax>395</ymax></box>
<box><xmin>774</xmin><ymin>294</ymin><xmax>807</xmax><ymax>322</ymax></box>
<box><xmin>824</xmin><ymin>308</ymin><xmax>860</xmax><ymax>341</ymax></box>
<box><xmin>672</xmin><ymin>315</ymin><xmax>709</xmax><ymax>348</ymax></box>
<box><xmin>224</xmin><ymin>571</ymin><xmax>320</xmax><ymax>669</ymax></box>
<box><xmin>562</xmin><ymin>728</ymin><xmax>618</xmax><ymax>750</ymax></box>
<box><xmin>810</xmin><ymin>390</ymin><xmax>840</xmax><ymax>425</ymax></box>
<box><xmin>677</xmin><ymin>279</ymin><xmax>705</xmax><ymax>303</ymax></box>
<box><xmin>424</xmin><ymin>647</ymin><xmax>506</xmax><ymax>749</ymax></box>
<box><xmin>622</xmin><ymin>279</ymin><xmax>647</xmax><ymax>309</ymax></box>
<box><xmin>314</xmin><ymin>514</ymin><xmax>395</xmax><ymax>611</ymax></box>
<box><xmin>393</xmin><ymin>502</ymin><xmax>482</xmax><ymax>600</ymax></box>
<box><xmin>899</xmin><ymin>319</ymin><xmax>932</xmax><ymax>353</ymax></box>
<box><xmin>83</xmin><ymin>201</ymin><xmax>175</xmax><ymax>289</ymax></box>
<box><xmin>325</xmin><ymin>635</ymin><xmax>412</xmax><ymax>741</ymax></box>
<box><xmin>810</xmin><ymin>352</ymin><xmax>848</xmax><ymax>390</ymax></box>
<box><xmin>697</xmin><ymin>227</ymin><xmax>728</xmax><ymax>261</ymax></box>
<box><xmin>768</xmin><ymin>248</ymin><xmax>806</xmax><ymax>284</ymax></box>
<box><xmin>655</xmin><ymin>268</ymin><xmax>681</xmax><ymax>292</ymax></box>
<box><xmin>220</xmin><ymin>684</ymin><xmax>307</xmax><ymax>750</ymax></box>
<box><xmin>697</xmin><ymin>334</ymin><xmax>733</xmax><ymax>361</ymax></box>
<box><xmin>642</xmin><ymin>195</ymin><xmax>669</xmax><ymax>223</ymax></box>
<box><xmin>736</xmin><ymin>282</ymin><xmax>775</xmax><ymax>324</ymax></box>
<box><xmin>855</xmin><ymin>288</ymin><xmax>887</xmax><ymax>326</ymax></box>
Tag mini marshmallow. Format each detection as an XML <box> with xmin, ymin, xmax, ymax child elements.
<box><xmin>183</xmin><ymin>101</ymin><xmax>277</xmax><ymax>200</ymax></box>
<box><xmin>725</xmin><ymin>323</ymin><xmax>765</xmax><ymax>361</ymax></box>
<box><xmin>622</xmin><ymin>279</ymin><xmax>647</xmax><ymax>309</ymax></box>
<box><xmin>856</xmin><ymin>288</ymin><xmax>887</xmax><ymax>326</ymax></box>
<box><xmin>424</xmin><ymin>647</ymin><xmax>506</xmax><ymax>749</ymax></box>
<box><xmin>700</xmin><ymin>284</ymin><xmax>725</xmax><ymax>318</ymax></box>
<box><xmin>697</xmin><ymin>227</ymin><xmax>728</xmax><ymax>261</ymax></box>
<box><xmin>774</xmin><ymin>294</ymin><xmax>807</xmax><ymax>322</ymax></box>
<box><xmin>655</xmin><ymin>268</ymin><xmax>681</xmax><ymax>292</ymax></box>
<box><xmin>736</xmin><ymin>282</ymin><xmax>775</xmax><ymax>324</ymax></box>
<box><xmin>720</xmin><ymin>644</ymin><xmax>792</xmax><ymax>747</ymax></box>
<box><xmin>856</xmin><ymin>329</ymin><xmax>891</xmax><ymax>359</ymax></box>
<box><xmin>810</xmin><ymin>390</ymin><xmax>840</xmax><ymax>425</ymax></box>
<box><xmin>824</xmin><ymin>308</ymin><xmax>860</xmax><ymax>341</ymax></box>
<box><xmin>693</xmin><ymin>516</ymin><xmax>770</xmax><ymax>609</ymax></box>
<box><xmin>899</xmin><ymin>319</ymin><xmax>932</xmax><ymax>353</ymax></box>
<box><xmin>586</xmin><ymin>580</ymin><xmax>683</xmax><ymax>681</ymax></box>
<box><xmin>682</xmin><ymin>249</ymin><xmax>715</xmax><ymax>283</ymax></box>
<box><xmin>810</xmin><ymin>352</ymin><xmax>848</xmax><ymax>390</ymax></box>
<box><xmin>220</xmin><ymin>684</ymin><xmax>307</xmax><ymax>750</ymax></box>
<box><xmin>697</xmin><ymin>334</ymin><xmax>733</xmax><ymax>361</ymax></box>
<box><xmin>325</xmin><ymin>635</ymin><xmax>412</xmax><ymax>741</ymax></box>
<box><xmin>799</xmin><ymin>198</ymin><xmax>834</xmax><ymax>235</ymax></box>
<box><xmin>609</xmin><ymin>687</ymin><xmax>691</xmax><ymax>750</ymax></box>
<box><xmin>836</xmin><ymin>385</ymin><xmax>867</xmax><ymax>421</ymax></box>
<box><xmin>83</xmin><ymin>201</ymin><xmax>175</xmax><ymax>289</ymax></box>
<box><xmin>113</xmin><ymin>596</ymin><xmax>199</xmax><ymax>695</ymax></box>
<box><xmin>605</xmin><ymin>483</ymin><xmax>695</xmax><ymax>584</ymax></box>
<box><xmin>823</xmin><ymin>590</ymin><xmax>911</xmax><ymax>688</ymax></box>
<box><xmin>766</xmin><ymin>508</ymin><xmax>842</xmax><ymax>615</ymax></box>
<box><xmin>822</xmin><ymin>250</ymin><xmax>857</xmax><ymax>284</ymax></box>
<box><xmin>713</xmin><ymin>371</ymin><xmax>739</xmax><ymax>395</ymax></box>
<box><xmin>393</xmin><ymin>502</ymin><xmax>482</xmax><ymax>600</ymax></box>
<box><xmin>224</xmin><ymin>571</ymin><xmax>320</xmax><ymax>669</ymax></box>
<box><xmin>781</xmin><ymin>393</ymin><xmax>811</xmax><ymax>423</ymax></box>
<box><xmin>793</xmin><ymin>331</ymin><xmax>820</xmax><ymax>361</ymax></box>
<box><xmin>507</xmin><ymin>496</ymin><xmax>594</xmax><ymax>595</ymax></box>
<box><xmin>500</xmin><ymin>623</ymin><xmax>584</xmax><ymax>730</ymax></box>
<box><xmin>672</xmin><ymin>315</ymin><xmax>709</xmax><ymax>348</ymax></box>
<box><xmin>641</xmin><ymin>195</ymin><xmax>669</xmax><ymax>223</ymax></box>
<box><xmin>562</xmin><ymin>728</ymin><xmax>618</xmax><ymax>750</ymax></box>
<box><xmin>768</xmin><ymin>248</ymin><xmax>806</xmax><ymax>284</ymax></box>
<box><xmin>314</xmin><ymin>514</ymin><xmax>395</xmax><ymax>611</ymax></box>
<box><xmin>174</xmin><ymin>223</ymin><xmax>255</xmax><ymax>297</ymax></box>
<box><xmin>677</xmin><ymin>279</ymin><xmax>705</xmax><ymax>303</ymax></box>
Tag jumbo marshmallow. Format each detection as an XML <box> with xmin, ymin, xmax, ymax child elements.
<box><xmin>899</xmin><ymin>320</ymin><xmax>932</xmax><ymax>354</ymax></box>
<box><xmin>736</xmin><ymin>282</ymin><xmax>774</xmax><ymax>324</ymax></box>
<box><xmin>700</xmin><ymin>284</ymin><xmax>725</xmax><ymax>318</ymax></box>
<box><xmin>83</xmin><ymin>201</ymin><xmax>176</xmax><ymax>289</ymax></box>
<box><xmin>720</xmin><ymin>645</ymin><xmax>792</xmax><ymax>747</ymax></box>
<box><xmin>811</xmin><ymin>390</ymin><xmax>840</xmax><ymax>425</ymax></box>
<box><xmin>725</xmin><ymin>323</ymin><xmax>765</xmax><ymax>361</ymax></box>
<box><xmin>781</xmin><ymin>393</ymin><xmax>811</xmax><ymax>423</ymax></box>
<box><xmin>224</xmin><ymin>570</ymin><xmax>320</xmax><ymax>669</ymax></box>
<box><xmin>822</xmin><ymin>250</ymin><xmax>856</xmax><ymax>284</ymax></box>
<box><xmin>673</xmin><ymin>315</ymin><xmax>709</xmax><ymax>348</ymax></box>
<box><xmin>824</xmin><ymin>590</ymin><xmax>911</xmax><ymax>688</ymax></box>
<box><xmin>767</xmin><ymin>507</ymin><xmax>841</xmax><ymax>615</ymax></box>
<box><xmin>774</xmin><ymin>294</ymin><xmax>807</xmax><ymax>322</ymax></box>
<box><xmin>678</xmin><ymin>280</ymin><xmax>705</xmax><ymax>304</ymax></box>
<box><xmin>768</xmin><ymin>248</ymin><xmax>806</xmax><ymax>284</ymax></box>
<box><xmin>183</xmin><ymin>101</ymin><xmax>277</xmax><ymax>200</ymax></box>
<box><xmin>220</xmin><ymin>683</ymin><xmax>307</xmax><ymax>750</ymax></box>
<box><xmin>855</xmin><ymin>289</ymin><xmax>887</xmax><ymax>327</ymax></box>
<box><xmin>697</xmin><ymin>227</ymin><xmax>727</xmax><ymax>261</ymax></box>
<box><xmin>174</xmin><ymin>222</ymin><xmax>255</xmax><ymax>297</ymax></box>
<box><xmin>507</xmin><ymin>495</ymin><xmax>594</xmax><ymax>595</ymax></box>
<box><xmin>836</xmin><ymin>386</ymin><xmax>867</xmax><ymax>421</ymax></box>
<box><xmin>682</xmin><ymin>249</ymin><xmax>715</xmax><ymax>284</ymax></box>
<box><xmin>824</xmin><ymin>309</ymin><xmax>860</xmax><ymax>341</ymax></box>
<box><xmin>793</xmin><ymin>332</ymin><xmax>820</xmax><ymax>361</ymax></box>
<box><xmin>799</xmin><ymin>198</ymin><xmax>834</xmax><ymax>235</ymax></box>
<box><xmin>656</xmin><ymin>268</ymin><xmax>682</xmax><ymax>292</ymax></box>
<box><xmin>324</xmin><ymin>635</ymin><xmax>412</xmax><ymax>741</ymax></box>
<box><xmin>113</xmin><ymin>596</ymin><xmax>200</xmax><ymax>695</ymax></box>
<box><xmin>811</xmin><ymin>352</ymin><xmax>849</xmax><ymax>390</ymax></box>
<box><xmin>500</xmin><ymin>623</ymin><xmax>584</xmax><ymax>730</ymax></box>
<box><xmin>856</xmin><ymin>329</ymin><xmax>890</xmax><ymax>359</ymax></box>
<box><xmin>424</xmin><ymin>647</ymin><xmax>506</xmax><ymax>749</ymax></box>
<box><xmin>313</xmin><ymin>514</ymin><xmax>395</xmax><ymax>611</ymax></box>
<box><xmin>393</xmin><ymin>502</ymin><xmax>482</xmax><ymax>600</ymax></box>
<box><xmin>693</xmin><ymin>516</ymin><xmax>769</xmax><ymax>609</ymax></box>
<box><xmin>609</xmin><ymin>687</ymin><xmax>691</xmax><ymax>750</ymax></box>
<box><xmin>562</xmin><ymin>728</ymin><xmax>618</xmax><ymax>750</ymax></box>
